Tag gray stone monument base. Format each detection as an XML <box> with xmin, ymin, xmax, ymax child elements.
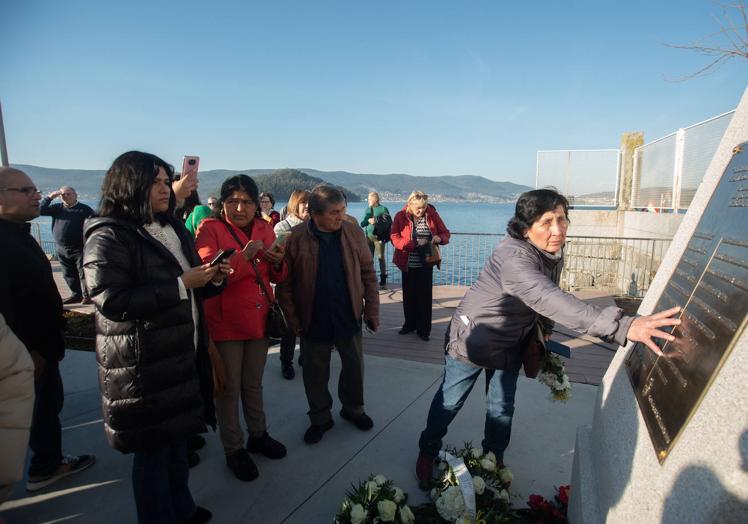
<box><xmin>569</xmin><ymin>87</ymin><xmax>748</xmax><ymax>523</ymax></box>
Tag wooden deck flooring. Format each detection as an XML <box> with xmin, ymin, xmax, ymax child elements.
<box><xmin>363</xmin><ymin>285</ymin><xmax>618</xmax><ymax>385</ymax></box>
<box><xmin>53</xmin><ymin>262</ymin><xmax>618</xmax><ymax>386</ymax></box>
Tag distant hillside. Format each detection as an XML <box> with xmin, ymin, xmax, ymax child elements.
<box><xmin>297</xmin><ymin>169</ymin><xmax>530</xmax><ymax>202</ymax></box>
<box><xmin>231</xmin><ymin>169</ymin><xmax>361</xmax><ymax>202</ymax></box>
<box><xmin>14</xmin><ymin>164</ymin><xmax>529</xmax><ymax>203</ymax></box>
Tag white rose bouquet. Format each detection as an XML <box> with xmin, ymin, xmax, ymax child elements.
<box><xmin>538</xmin><ymin>353</ymin><xmax>572</xmax><ymax>402</ymax></box>
<box><xmin>415</xmin><ymin>443</ymin><xmax>515</xmax><ymax>523</ymax></box>
<box><xmin>334</xmin><ymin>473</ymin><xmax>414</xmax><ymax>524</ymax></box>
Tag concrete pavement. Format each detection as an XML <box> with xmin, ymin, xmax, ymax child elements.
<box><xmin>0</xmin><ymin>345</ymin><xmax>599</xmax><ymax>523</ymax></box>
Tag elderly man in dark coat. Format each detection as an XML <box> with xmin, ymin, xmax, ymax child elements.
<box><xmin>0</xmin><ymin>167</ymin><xmax>95</xmax><ymax>492</ymax></box>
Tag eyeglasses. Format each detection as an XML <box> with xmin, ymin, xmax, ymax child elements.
<box><xmin>224</xmin><ymin>198</ymin><xmax>257</xmax><ymax>208</ymax></box>
<box><xmin>260</xmin><ymin>199</ymin><xmax>272</xmax><ymax>204</ymax></box>
<box><xmin>0</xmin><ymin>186</ymin><xmax>42</xmax><ymax>196</ymax></box>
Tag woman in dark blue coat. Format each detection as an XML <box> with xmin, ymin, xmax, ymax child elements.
<box><xmin>83</xmin><ymin>151</ymin><xmax>230</xmax><ymax>524</ymax></box>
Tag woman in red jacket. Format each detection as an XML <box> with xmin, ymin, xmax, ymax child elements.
<box><xmin>390</xmin><ymin>191</ymin><xmax>450</xmax><ymax>341</ymax></box>
<box><xmin>195</xmin><ymin>175</ymin><xmax>288</xmax><ymax>482</ymax></box>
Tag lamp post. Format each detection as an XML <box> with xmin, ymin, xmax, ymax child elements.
<box><xmin>0</xmin><ymin>99</ymin><xmax>8</xmax><ymax>167</ymax></box>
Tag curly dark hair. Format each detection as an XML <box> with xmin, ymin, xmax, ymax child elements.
<box><xmin>99</xmin><ymin>151</ymin><xmax>175</xmax><ymax>226</ymax></box>
<box><xmin>506</xmin><ymin>189</ymin><xmax>570</xmax><ymax>239</ymax></box>
<box><xmin>215</xmin><ymin>174</ymin><xmax>261</xmax><ymax>218</ymax></box>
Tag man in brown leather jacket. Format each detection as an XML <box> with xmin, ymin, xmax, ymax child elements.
<box><xmin>277</xmin><ymin>185</ymin><xmax>379</xmax><ymax>444</ymax></box>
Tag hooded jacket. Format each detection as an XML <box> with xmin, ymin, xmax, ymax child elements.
<box><xmin>83</xmin><ymin>216</ymin><xmax>220</xmax><ymax>453</ymax></box>
<box><xmin>390</xmin><ymin>204</ymin><xmax>451</xmax><ymax>272</ymax></box>
<box><xmin>448</xmin><ymin>236</ymin><xmax>634</xmax><ymax>371</ymax></box>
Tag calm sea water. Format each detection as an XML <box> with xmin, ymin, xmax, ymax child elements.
<box><xmin>33</xmin><ymin>200</ymin><xmax>515</xmax><ymax>243</ymax></box>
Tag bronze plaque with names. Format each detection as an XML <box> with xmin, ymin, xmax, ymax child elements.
<box><xmin>626</xmin><ymin>142</ymin><xmax>748</xmax><ymax>463</ymax></box>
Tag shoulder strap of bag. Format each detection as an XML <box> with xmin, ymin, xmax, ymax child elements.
<box><xmin>221</xmin><ymin>219</ymin><xmax>245</xmax><ymax>250</ymax></box>
<box><xmin>221</xmin><ymin>219</ymin><xmax>276</xmax><ymax>306</ymax></box>
<box><xmin>250</xmin><ymin>258</ymin><xmax>277</xmax><ymax>306</ymax></box>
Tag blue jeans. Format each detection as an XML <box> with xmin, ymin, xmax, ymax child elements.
<box><xmin>419</xmin><ymin>354</ymin><xmax>519</xmax><ymax>461</ymax></box>
<box><xmin>132</xmin><ymin>440</ymin><xmax>196</xmax><ymax>524</ymax></box>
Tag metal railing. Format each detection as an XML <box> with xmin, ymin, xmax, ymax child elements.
<box><xmin>33</xmin><ymin>227</ymin><xmax>670</xmax><ymax>298</ymax></box>
<box><xmin>632</xmin><ymin>110</ymin><xmax>734</xmax><ymax>211</ymax></box>
<box><xmin>374</xmin><ymin>233</ymin><xmax>670</xmax><ymax>298</ymax></box>
<box><xmin>30</xmin><ymin>223</ymin><xmax>58</xmax><ymax>259</ymax></box>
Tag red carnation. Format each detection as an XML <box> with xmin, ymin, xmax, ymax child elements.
<box><xmin>528</xmin><ymin>494</ymin><xmax>545</xmax><ymax>511</ymax></box>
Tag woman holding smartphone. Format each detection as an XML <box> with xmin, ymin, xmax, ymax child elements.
<box><xmin>390</xmin><ymin>191</ymin><xmax>450</xmax><ymax>342</ymax></box>
<box><xmin>83</xmin><ymin>151</ymin><xmax>229</xmax><ymax>524</ymax></box>
<box><xmin>273</xmin><ymin>189</ymin><xmax>310</xmax><ymax>380</ymax></box>
<box><xmin>195</xmin><ymin>175</ymin><xmax>288</xmax><ymax>482</ymax></box>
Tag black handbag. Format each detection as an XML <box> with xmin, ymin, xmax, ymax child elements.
<box><xmin>221</xmin><ymin>219</ymin><xmax>290</xmax><ymax>339</ymax></box>
<box><xmin>249</xmin><ymin>260</ymin><xmax>289</xmax><ymax>339</ymax></box>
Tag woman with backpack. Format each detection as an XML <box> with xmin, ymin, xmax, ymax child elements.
<box><xmin>360</xmin><ymin>191</ymin><xmax>390</xmax><ymax>289</ymax></box>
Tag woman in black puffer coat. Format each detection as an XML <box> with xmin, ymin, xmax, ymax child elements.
<box><xmin>83</xmin><ymin>151</ymin><xmax>230</xmax><ymax>524</ymax></box>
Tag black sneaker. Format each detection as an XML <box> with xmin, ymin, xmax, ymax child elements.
<box><xmin>303</xmin><ymin>420</ymin><xmax>334</xmax><ymax>444</ymax></box>
<box><xmin>340</xmin><ymin>410</ymin><xmax>374</xmax><ymax>431</ymax></box>
<box><xmin>225</xmin><ymin>449</ymin><xmax>258</xmax><ymax>482</ymax></box>
<box><xmin>184</xmin><ymin>506</ymin><xmax>212</xmax><ymax>524</ymax></box>
<box><xmin>418</xmin><ymin>333</ymin><xmax>430</xmax><ymax>341</ymax></box>
<box><xmin>26</xmin><ymin>454</ymin><xmax>96</xmax><ymax>492</ymax></box>
<box><xmin>62</xmin><ymin>295</ymin><xmax>83</xmax><ymax>305</ymax></box>
<box><xmin>187</xmin><ymin>434</ymin><xmax>206</xmax><ymax>451</ymax></box>
<box><xmin>247</xmin><ymin>432</ymin><xmax>287</xmax><ymax>459</ymax></box>
<box><xmin>281</xmin><ymin>363</ymin><xmax>295</xmax><ymax>380</ymax></box>
<box><xmin>398</xmin><ymin>327</ymin><xmax>415</xmax><ymax>335</ymax></box>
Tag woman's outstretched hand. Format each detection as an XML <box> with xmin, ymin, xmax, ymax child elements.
<box><xmin>626</xmin><ymin>306</ymin><xmax>682</xmax><ymax>355</ymax></box>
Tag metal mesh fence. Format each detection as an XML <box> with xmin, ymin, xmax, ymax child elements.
<box><xmin>536</xmin><ymin>149</ymin><xmax>620</xmax><ymax>207</ymax></box>
<box><xmin>632</xmin><ymin>110</ymin><xmax>734</xmax><ymax>211</ymax></box>
<box><xmin>632</xmin><ymin>133</ymin><xmax>677</xmax><ymax>210</ymax></box>
<box><xmin>680</xmin><ymin>111</ymin><xmax>734</xmax><ymax>209</ymax></box>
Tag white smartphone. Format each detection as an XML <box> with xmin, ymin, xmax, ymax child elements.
<box><xmin>271</xmin><ymin>231</ymin><xmax>291</xmax><ymax>250</ymax></box>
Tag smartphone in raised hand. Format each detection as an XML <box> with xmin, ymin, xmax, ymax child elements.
<box><xmin>182</xmin><ymin>156</ymin><xmax>200</xmax><ymax>178</ymax></box>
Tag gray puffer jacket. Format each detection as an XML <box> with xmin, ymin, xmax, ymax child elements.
<box><xmin>447</xmin><ymin>236</ymin><xmax>634</xmax><ymax>371</ymax></box>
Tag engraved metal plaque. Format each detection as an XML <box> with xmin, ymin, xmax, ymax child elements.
<box><xmin>626</xmin><ymin>142</ymin><xmax>748</xmax><ymax>463</ymax></box>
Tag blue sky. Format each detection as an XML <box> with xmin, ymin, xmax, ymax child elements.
<box><xmin>1</xmin><ymin>0</ymin><xmax>746</xmax><ymax>185</ymax></box>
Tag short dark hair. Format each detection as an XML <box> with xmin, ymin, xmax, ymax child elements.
<box><xmin>99</xmin><ymin>151</ymin><xmax>175</xmax><ymax>225</ymax></box>
<box><xmin>309</xmin><ymin>184</ymin><xmax>345</xmax><ymax>214</ymax></box>
<box><xmin>506</xmin><ymin>188</ymin><xmax>570</xmax><ymax>239</ymax></box>
<box><xmin>216</xmin><ymin>175</ymin><xmax>260</xmax><ymax>218</ymax></box>
<box><xmin>259</xmin><ymin>192</ymin><xmax>275</xmax><ymax>206</ymax></box>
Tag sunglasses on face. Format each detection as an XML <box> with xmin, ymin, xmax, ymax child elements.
<box><xmin>0</xmin><ymin>186</ymin><xmax>41</xmax><ymax>196</ymax></box>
